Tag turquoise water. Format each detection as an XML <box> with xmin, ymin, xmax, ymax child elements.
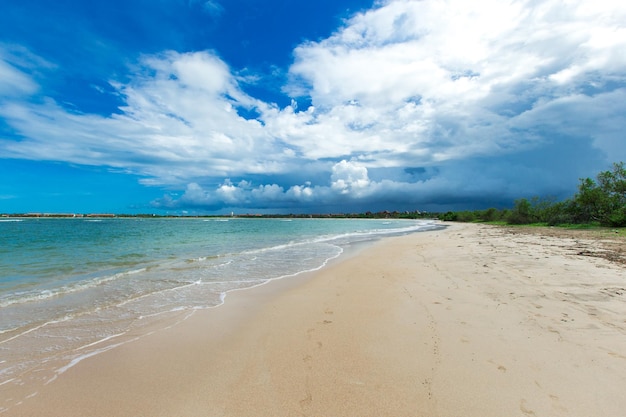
<box><xmin>0</xmin><ymin>217</ymin><xmax>440</xmax><ymax>395</ymax></box>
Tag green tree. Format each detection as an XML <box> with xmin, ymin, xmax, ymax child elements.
<box><xmin>572</xmin><ymin>162</ymin><xmax>626</xmax><ymax>226</ymax></box>
<box><xmin>456</xmin><ymin>210</ymin><xmax>477</xmax><ymax>222</ymax></box>
<box><xmin>544</xmin><ymin>200</ymin><xmax>574</xmax><ymax>226</ymax></box>
<box><xmin>440</xmin><ymin>211</ymin><xmax>458</xmax><ymax>221</ymax></box>
<box><xmin>598</xmin><ymin>162</ymin><xmax>626</xmax><ymax>226</ymax></box>
<box><xmin>507</xmin><ymin>198</ymin><xmax>536</xmax><ymax>224</ymax></box>
<box><xmin>480</xmin><ymin>207</ymin><xmax>500</xmax><ymax>222</ymax></box>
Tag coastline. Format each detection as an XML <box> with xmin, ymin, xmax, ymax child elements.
<box><xmin>3</xmin><ymin>223</ymin><xmax>626</xmax><ymax>416</ymax></box>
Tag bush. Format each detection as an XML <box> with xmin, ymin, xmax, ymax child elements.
<box><xmin>608</xmin><ymin>206</ymin><xmax>626</xmax><ymax>227</ymax></box>
<box><xmin>480</xmin><ymin>207</ymin><xmax>500</xmax><ymax>222</ymax></box>
<box><xmin>571</xmin><ymin>162</ymin><xmax>626</xmax><ymax>226</ymax></box>
<box><xmin>507</xmin><ymin>198</ymin><xmax>535</xmax><ymax>224</ymax></box>
<box><xmin>456</xmin><ymin>211</ymin><xmax>477</xmax><ymax>222</ymax></box>
<box><xmin>440</xmin><ymin>211</ymin><xmax>458</xmax><ymax>221</ymax></box>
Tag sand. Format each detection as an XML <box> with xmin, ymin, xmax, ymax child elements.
<box><xmin>3</xmin><ymin>223</ymin><xmax>626</xmax><ymax>416</ymax></box>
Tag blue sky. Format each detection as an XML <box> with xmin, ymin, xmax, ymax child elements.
<box><xmin>1</xmin><ymin>0</ymin><xmax>625</xmax><ymax>214</ymax></box>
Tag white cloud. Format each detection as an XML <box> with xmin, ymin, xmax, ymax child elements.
<box><xmin>1</xmin><ymin>51</ymin><xmax>286</xmax><ymax>183</ymax></box>
<box><xmin>286</xmin><ymin>0</ymin><xmax>626</xmax><ymax>164</ymax></box>
<box><xmin>0</xmin><ymin>46</ymin><xmax>46</xmax><ymax>97</ymax></box>
<box><xmin>2</xmin><ymin>0</ymin><xmax>626</xmax><ymax>211</ymax></box>
<box><xmin>151</xmin><ymin>159</ymin><xmax>528</xmax><ymax>212</ymax></box>
<box><xmin>0</xmin><ymin>59</ymin><xmax>38</xmax><ymax>96</ymax></box>
<box><xmin>331</xmin><ymin>160</ymin><xmax>371</xmax><ymax>195</ymax></box>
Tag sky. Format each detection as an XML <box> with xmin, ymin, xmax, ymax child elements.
<box><xmin>1</xmin><ymin>0</ymin><xmax>625</xmax><ymax>215</ymax></box>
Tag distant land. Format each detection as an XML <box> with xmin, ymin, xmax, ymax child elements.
<box><xmin>0</xmin><ymin>210</ymin><xmax>433</xmax><ymax>219</ymax></box>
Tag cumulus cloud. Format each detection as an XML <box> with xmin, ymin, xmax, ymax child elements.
<box><xmin>151</xmin><ymin>159</ymin><xmax>553</xmax><ymax>212</ymax></box>
<box><xmin>1</xmin><ymin>50</ymin><xmax>286</xmax><ymax>184</ymax></box>
<box><xmin>154</xmin><ymin>160</ymin><xmax>373</xmax><ymax>210</ymax></box>
<box><xmin>1</xmin><ymin>0</ymin><xmax>626</xmax><ymax>212</ymax></box>
<box><xmin>286</xmin><ymin>0</ymin><xmax>626</xmax><ymax>162</ymax></box>
<box><xmin>330</xmin><ymin>160</ymin><xmax>371</xmax><ymax>195</ymax></box>
<box><xmin>153</xmin><ymin>178</ymin><xmax>313</xmax><ymax>210</ymax></box>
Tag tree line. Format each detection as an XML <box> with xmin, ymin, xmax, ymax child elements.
<box><xmin>441</xmin><ymin>162</ymin><xmax>626</xmax><ymax>227</ymax></box>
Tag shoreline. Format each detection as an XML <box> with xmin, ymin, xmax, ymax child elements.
<box><xmin>3</xmin><ymin>223</ymin><xmax>626</xmax><ymax>416</ymax></box>
<box><xmin>1</xmin><ymin>218</ymin><xmax>439</xmax><ymax>395</ymax></box>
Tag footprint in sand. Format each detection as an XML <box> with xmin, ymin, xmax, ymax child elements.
<box><xmin>488</xmin><ymin>359</ymin><xmax>507</xmax><ymax>372</ymax></box>
<box><xmin>520</xmin><ymin>399</ymin><xmax>536</xmax><ymax>416</ymax></box>
<box><xmin>299</xmin><ymin>382</ymin><xmax>313</xmax><ymax>409</ymax></box>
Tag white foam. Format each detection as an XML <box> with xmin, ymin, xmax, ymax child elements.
<box><xmin>75</xmin><ymin>333</ymin><xmax>126</xmax><ymax>351</ymax></box>
<box><xmin>0</xmin><ymin>377</ymin><xmax>16</xmax><ymax>386</ymax></box>
<box><xmin>47</xmin><ymin>342</ymin><xmax>128</xmax><ymax>384</ymax></box>
<box><xmin>0</xmin><ymin>315</ymin><xmax>73</xmax><ymax>345</ymax></box>
<box><xmin>0</xmin><ymin>267</ymin><xmax>149</xmax><ymax>308</ymax></box>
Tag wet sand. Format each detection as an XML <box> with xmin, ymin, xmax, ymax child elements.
<box><xmin>3</xmin><ymin>223</ymin><xmax>626</xmax><ymax>416</ymax></box>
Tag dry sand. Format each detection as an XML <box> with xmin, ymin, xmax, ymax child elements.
<box><xmin>3</xmin><ymin>223</ymin><xmax>626</xmax><ymax>416</ymax></box>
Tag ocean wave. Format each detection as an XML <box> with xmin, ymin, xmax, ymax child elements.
<box><xmin>0</xmin><ymin>267</ymin><xmax>148</xmax><ymax>308</ymax></box>
<box><xmin>240</xmin><ymin>220</ymin><xmax>437</xmax><ymax>257</ymax></box>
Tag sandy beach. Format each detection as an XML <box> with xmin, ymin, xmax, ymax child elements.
<box><xmin>3</xmin><ymin>223</ymin><xmax>626</xmax><ymax>417</ymax></box>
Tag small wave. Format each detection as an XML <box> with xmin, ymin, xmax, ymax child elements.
<box><xmin>0</xmin><ymin>378</ymin><xmax>16</xmax><ymax>387</ymax></box>
<box><xmin>0</xmin><ymin>326</ymin><xmax>20</xmax><ymax>335</ymax></box>
<box><xmin>119</xmin><ymin>253</ymin><xmax>146</xmax><ymax>259</ymax></box>
<box><xmin>75</xmin><ymin>333</ymin><xmax>126</xmax><ymax>351</ymax></box>
<box><xmin>48</xmin><ymin>341</ymin><xmax>129</xmax><ymax>384</ymax></box>
<box><xmin>0</xmin><ymin>314</ymin><xmax>74</xmax><ymax>345</ymax></box>
<box><xmin>0</xmin><ymin>268</ymin><xmax>148</xmax><ymax>308</ymax></box>
<box><xmin>128</xmin><ymin>267</ymin><xmax>148</xmax><ymax>274</ymax></box>
<box><xmin>0</xmin><ymin>219</ymin><xmax>23</xmax><ymax>222</ymax></box>
<box><xmin>114</xmin><ymin>278</ymin><xmax>205</xmax><ymax>308</ymax></box>
<box><xmin>217</xmin><ymin>246</ymin><xmax>345</xmax><ymax>305</ymax></box>
<box><xmin>185</xmin><ymin>255</ymin><xmax>220</xmax><ymax>263</ymax></box>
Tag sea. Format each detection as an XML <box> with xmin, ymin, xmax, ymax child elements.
<box><xmin>0</xmin><ymin>216</ymin><xmax>440</xmax><ymax>401</ymax></box>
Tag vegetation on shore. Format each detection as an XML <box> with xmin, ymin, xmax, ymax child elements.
<box><xmin>440</xmin><ymin>162</ymin><xmax>626</xmax><ymax>228</ymax></box>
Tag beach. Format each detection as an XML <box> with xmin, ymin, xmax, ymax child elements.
<box><xmin>3</xmin><ymin>223</ymin><xmax>626</xmax><ymax>416</ymax></box>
